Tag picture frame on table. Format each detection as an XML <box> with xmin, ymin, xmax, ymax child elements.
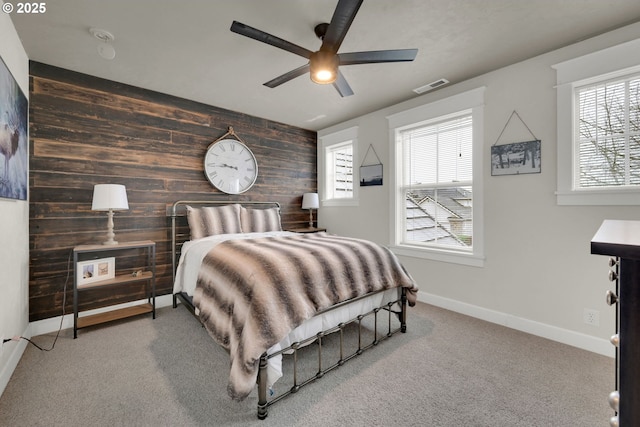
<box><xmin>77</xmin><ymin>257</ymin><xmax>115</xmax><ymax>286</ymax></box>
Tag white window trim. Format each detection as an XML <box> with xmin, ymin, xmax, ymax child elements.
<box><xmin>552</xmin><ymin>38</ymin><xmax>640</xmax><ymax>205</ymax></box>
<box><xmin>319</xmin><ymin>126</ymin><xmax>359</xmax><ymax>207</ymax></box>
<box><xmin>387</xmin><ymin>87</ymin><xmax>485</xmax><ymax>267</ymax></box>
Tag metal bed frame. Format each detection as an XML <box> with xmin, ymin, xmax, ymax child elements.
<box><xmin>169</xmin><ymin>200</ymin><xmax>408</xmax><ymax>419</ymax></box>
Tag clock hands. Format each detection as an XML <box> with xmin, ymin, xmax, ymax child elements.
<box><xmin>208</xmin><ymin>162</ymin><xmax>238</xmax><ymax>170</ymax></box>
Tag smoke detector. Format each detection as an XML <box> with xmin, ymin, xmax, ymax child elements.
<box><xmin>413</xmin><ymin>78</ymin><xmax>449</xmax><ymax>94</ymax></box>
<box><xmin>89</xmin><ymin>27</ymin><xmax>116</xmax><ymax>60</ymax></box>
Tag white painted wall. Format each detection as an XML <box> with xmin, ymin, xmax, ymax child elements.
<box><xmin>318</xmin><ymin>22</ymin><xmax>640</xmax><ymax>356</ymax></box>
<box><xmin>0</xmin><ymin>5</ymin><xmax>29</xmax><ymax>396</ymax></box>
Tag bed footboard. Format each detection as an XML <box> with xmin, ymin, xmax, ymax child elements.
<box><xmin>257</xmin><ymin>287</ymin><xmax>407</xmax><ymax>420</ymax></box>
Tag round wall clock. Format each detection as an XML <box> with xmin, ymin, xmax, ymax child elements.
<box><xmin>204</xmin><ymin>138</ymin><xmax>258</xmax><ymax>194</ymax></box>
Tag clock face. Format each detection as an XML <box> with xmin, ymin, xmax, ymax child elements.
<box><xmin>204</xmin><ymin>139</ymin><xmax>258</xmax><ymax>194</ymax></box>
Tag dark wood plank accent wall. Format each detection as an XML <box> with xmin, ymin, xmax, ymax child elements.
<box><xmin>29</xmin><ymin>62</ymin><xmax>317</xmax><ymax>322</ymax></box>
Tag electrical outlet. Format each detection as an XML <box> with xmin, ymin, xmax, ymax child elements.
<box><xmin>584</xmin><ymin>308</ymin><xmax>600</xmax><ymax>326</ymax></box>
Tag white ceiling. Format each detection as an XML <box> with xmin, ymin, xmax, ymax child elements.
<box><xmin>9</xmin><ymin>0</ymin><xmax>640</xmax><ymax>131</ymax></box>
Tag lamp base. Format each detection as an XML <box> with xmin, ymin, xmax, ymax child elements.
<box><xmin>102</xmin><ymin>209</ymin><xmax>119</xmax><ymax>245</ymax></box>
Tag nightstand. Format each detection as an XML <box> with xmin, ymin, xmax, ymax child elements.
<box><xmin>73</xmin><ymin>240</ymin><xmax>156</xmax><ymax>338</ymax></box>
<box><xmin>287</xmin><ymin>227</ymin><xmax>327</xmax><ymax>233</ymax></box>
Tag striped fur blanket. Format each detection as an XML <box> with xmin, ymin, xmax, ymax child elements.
<box><xmin>192</xmin><ymin>232</ymin><xmax>418</xmax><ymax>401</ymax></box>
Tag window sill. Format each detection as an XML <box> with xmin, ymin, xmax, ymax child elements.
<box><xmin>390</xmin><ymin>245</ymin><xmax>485</xmax><ymax>267</ymax></box>
<box><xmin>556</xmin><ymin>189</ymin><xmax>640</xmax><ymax>206</ymax></box>
<box><xmin>322</xmin><ymin>199</ymin><xmax>359</xmax><ymax>207</ymax></box>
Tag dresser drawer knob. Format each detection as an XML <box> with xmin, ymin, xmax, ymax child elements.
<box><xmin>610</xmin><ymin>334</ymin><xmax>619</xmax><ymax>347</ymax></box>
<box><xmin>608</xmin><ymin>391</ymin><xmax>619</xmax><ymax>412</ymax></box>
<box><xmin>609</xmin><ymin>415</ymin><xmax>619</xmax><ymax>427</ymax></box>
<box><xmin>608</xmin><ymin>270</ymin><xmax>618</xmax><ymax>282</ymax></box>
<box><xmin>608</xmin><ymin>257</ymin><xmax>618</xmax><ymax>268</ymax></box>
<box><xmin>606</xmin><ymin>290</ymin><xmax>618</xmax><ymax>306</ymax></box>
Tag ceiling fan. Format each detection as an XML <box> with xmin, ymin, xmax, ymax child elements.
<box><xmin>230</xmin><ymin>0</ymin><xmax>418</xmax><ymax>97</ymax></box>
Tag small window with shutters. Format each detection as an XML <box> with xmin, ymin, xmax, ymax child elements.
<box><xmin>325</xmin><ymin>141</ymin><xmax>354</xmax><ymax>199</ymax></box>
<box><xmin>319</xmin><ymin>126</ymin><xmax>359</xmax><ymax>206</ymax></box>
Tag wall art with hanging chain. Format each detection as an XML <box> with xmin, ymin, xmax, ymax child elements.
<box><xmin>360</xmin><ymin>144</ymin><xmax>383</xmax><ymax>186</ymax></box>
<box><xmin>490</xmin><ymin>110</ymin><xmax>541</xmax><ymax>176</ymax></box>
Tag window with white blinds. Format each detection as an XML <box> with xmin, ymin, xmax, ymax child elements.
<box><xmin>576</xmin><ymin>73</ymin><xmax>640</xmax><ymax>188</ymax></box>
<box><xmin>399</xmin><ymin>111</ymin><xmax>473</xmax><ymax>250</ymax></box>
<box><xmin>553</xmin><ymin>40</ymin><xmax>640</xmax><ymax>205</ymax></box>
<box><xmin>326</xmin><ymin>142</ymin><xmax>354</xmax><ymax>199</ymax></box>
<box><xmin>320</xmin><ymin>126</ymin><xmax>359</xmax><ymax>206</ymax></box>
<box><xmin>388</xmin><ymin>87</ymin><xmax>484</xmax><ymax>266</ymax></box>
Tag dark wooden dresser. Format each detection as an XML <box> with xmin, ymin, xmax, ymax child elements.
<box><xmin>591</xmin><ymin>220</ymin><xmax>640</xmax><ymax>426</ymax></box>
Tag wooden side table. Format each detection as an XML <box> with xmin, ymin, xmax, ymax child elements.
<box><xmin>73</xmin><ymin>240</ymin><xmax>156</xmax><ymax>338</ymax></box>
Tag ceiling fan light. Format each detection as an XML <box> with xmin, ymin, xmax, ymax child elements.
<box><xmin>310</xmin><ymin>51</ymin><xmax>338</xmax><ymax>84</ymax></box>
<box><xmin>313</xmin><ymin>69</ymin><xmax>336</xmax><ymax>83</ymax></box>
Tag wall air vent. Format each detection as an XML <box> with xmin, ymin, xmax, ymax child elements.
<box><xmin>413</xmin><ymin>78</ymin><xmax>450</xmax><ymax>94</ymax></box>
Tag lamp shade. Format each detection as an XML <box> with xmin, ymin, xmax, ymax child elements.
<box><xmin>302</xmin><ymin>192</ymin><xmax>319</xmax><ymax>210</ymax></box>
<box><xmin>92</xmin><ymin>184</ymin><xmax>129</xmax><ymax>211</ymax></box>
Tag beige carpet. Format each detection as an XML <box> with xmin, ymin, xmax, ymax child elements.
<box><xmin>0</xmin><ymin>302</ymin><xmax>614</xmax><ymax>426</ymax></box>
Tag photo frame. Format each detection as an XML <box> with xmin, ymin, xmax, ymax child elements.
<box><xmin>360</xmin><ymin>164</ymin><xmax>383</xmax><ymax>186</ymax></box>
<box><xmin>77</xmin><ymin>257</ymin><xmax>115</xmax><ymax>287</ymax></box>
<box><xmin>491</xmin><ymin>140</ymin><xmax>541</xmax><ymax>176</ymax></box>
<box><xmin>0</xmin><ymin>55</ymin><xmax>28</xmax><ymax>200</ymax></box>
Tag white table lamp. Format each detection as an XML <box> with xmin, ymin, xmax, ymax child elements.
<box><xmin>92</xmin><ymin>184</ymin><xmax>129</xmax><ymax>245</ymax></box>
<box><xmin>301</xmin><ymin>192</ymin><xmax>319</xmax><ymax>228</ymax></box>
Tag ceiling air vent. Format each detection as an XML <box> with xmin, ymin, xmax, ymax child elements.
<box><xmin>413</xmin><ymin>78</ymin><xmax>450</xmax><ymax>94</ymax></box>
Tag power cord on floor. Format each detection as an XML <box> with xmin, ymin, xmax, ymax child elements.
<box><xmin>3</xmin><ymin>335</ymin><xmax>54</xmax><ymax>351</ymax></box>
<box><xmin>2</xmin><ymin>249</ymin><xmax>71</xmax><ymax>352</ymax></box>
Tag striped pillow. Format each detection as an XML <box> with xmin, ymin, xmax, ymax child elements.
<box><xmin>240</xmin><ymin>207</ymin><xmax>282</xmax><ymax>233</ymax></box>
<box><xmin>186</xmin><ymin>204</ymin><xmax>242</xmax><ymax>239</ymax></box>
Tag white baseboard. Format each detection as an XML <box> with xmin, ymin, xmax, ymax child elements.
<box><xmin>417</xmin><ymin>291</ymin><xmax>614</xmax><ymax>358</ymax></box>
<box><xmin>0</xmin><ymin>323</ymin><xmax>29</xmax><ymax>398</ymax></box>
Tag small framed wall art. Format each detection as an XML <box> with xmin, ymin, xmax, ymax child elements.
<box><xmin>360</xmin><ymin>144</ymin><xmax>383</xmax><ymax>186</ymax></box>
<box><xmin>491</xmin><ymin>140</ymin><xmax>541</xmax><ymax>176</ymax></box>
<box><xmin>491</xmin><ymin>110</ymin><xmax>541</xmax><ymax>176</ymax></box>
<box><xmin>77</xmin><ymin>257</ymin><xmax>115</xmax><ymax>287</ymax></box>
<box><xmin>360</xmin><ymin>164</ymin><xmax>383</xmax><ymax>186</ymax></box>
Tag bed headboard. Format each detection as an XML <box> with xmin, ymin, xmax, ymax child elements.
<box><xmin>169</xmin><ymin>200</ymin><xmax>281</xmax><ymax>281</ymax></box>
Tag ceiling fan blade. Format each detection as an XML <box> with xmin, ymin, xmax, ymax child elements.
<box><xmin>231</xmin><ymin>21</ymin><xmax>312</xmax><ymax>59</ymax></box>
<box><xmin>321</xmin><ymin>0</ymin><xmax>363</xmax><ymax>53</ymax></box>
<box><xmin>333</xmin><ymin>71</ymin><xmax>354</xmax><ymax>97</ymax></box>
<box><xmin>264</xmin><ymin>64</ymin><xmax>311</xmax><ymax>88</ymax></box>
<box><xmin>338</xmin><ymin>49</ymin><xmax>418</xmax><ymax>65</ymax></box>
